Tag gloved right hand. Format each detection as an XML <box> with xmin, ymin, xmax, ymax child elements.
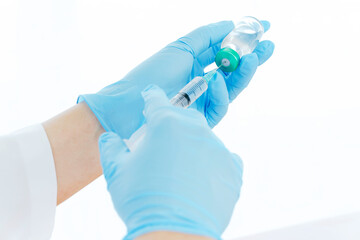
<box><xmin>99</xmin><ymin>84</ymin><xmax>243</xmax><ymax>240</ymax></box>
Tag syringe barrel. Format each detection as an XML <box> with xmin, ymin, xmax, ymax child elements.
<box><xmin>170</xmin><ymin>76</ymin><xmax>208</xmax><ymax>108</ymax></box>
<box><xmin>124</xmin><ymin>76</ymin><xmax>208</xmax><ymax>151</ymax></box>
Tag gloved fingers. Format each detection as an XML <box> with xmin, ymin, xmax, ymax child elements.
<box><xmin>141</xmin><ymin>84</ymin><xmax>171</xmax><ymax>122</ymax></box>
<box><xmin>253</xmin><ymin>40</ymin><xmax>275</xmax><ymax>66</ymax></box>
<box><xmin>196</xmin><ymin>40</ymin><xmax>274</xmax><ymax>70</ymax></box>
<box><xmin>260</xmin><ymin>20</ymin><xmax>271</xmax><ymax>32</ymax></box>
<box><xmin>230</xmin><ymin>153</ymin><xmax>244</xmax><ymax>190</ymax></box>
<box><xmin>205</xmin><ymin>71</ymin><xmax>229</xmax><ymax>128</ymax></box>
<box><xmin>99</xmin><ymin>132</ymin><xmax>129</xmax><ymax>182</ymax></box>
<box><xmin>167</xmin><ymin>21</ymin><xmax>234</xmax><ymax>58</ymax></box>
<box><xmin>196</xmin><ymin>42</ymin><xmax>222</xmax><ymax>69</ymax></box>
<box><xmin>224</xmin><ymin>53</ymin><xmax>259</xmax><ymax>102</ymax></box>
<box><xmin>231</xmin><ymin>153</ymin><xmax>244</xmax><ymax>175</ymax></box>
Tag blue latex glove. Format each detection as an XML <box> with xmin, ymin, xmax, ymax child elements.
<box><xmin>79</xmin><ymin>21</ymin><xmax>274</xmax><ymax>138</ymax></box>
<box><xmin>99</xmin><ymin>85</ymin><xmax>243</xmax><ymax>240</ymax></box>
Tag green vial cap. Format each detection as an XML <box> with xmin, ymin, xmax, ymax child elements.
<box><xmin>215</xmin><ymin>47</ymin><xmax>241</xmax><ymax>72</ymax></box>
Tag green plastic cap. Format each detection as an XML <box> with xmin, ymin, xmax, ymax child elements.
<box><xmin>215</xmin><ymin>47</ymin><xmax>241</xmax><ymax>72</ymax></box>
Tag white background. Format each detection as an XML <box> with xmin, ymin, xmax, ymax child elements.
<box><xmin>1</xmin><ymin>0</ymin><xmax>360</xmax><ymax>239</ymax></box>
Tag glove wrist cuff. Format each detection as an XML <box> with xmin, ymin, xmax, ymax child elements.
<box><xmin>125</xmin><ymin>221</ymin><xmax>220</xmax><ymax>240</ymax></box>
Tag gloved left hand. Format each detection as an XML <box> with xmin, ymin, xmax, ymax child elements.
<box><xmin>78</xmin><ymin>21</ymin><xmax>274</xmax><ymax>138</ymax></box>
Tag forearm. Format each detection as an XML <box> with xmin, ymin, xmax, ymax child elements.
<box><xmin>136</xmin><ymin>231</ymin><xmax>213</xmax><ymax>240</ymax></box>
<box><xmin>43</xmin><ymin>102</ymin><xmax>105</xmax><ymax>204</ymax></box>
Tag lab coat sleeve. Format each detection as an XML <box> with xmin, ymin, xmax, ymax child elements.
<box><xmin>0</xmin><ymin>124</ymin><xmax>57</xmax><ymax>240</ymax></box>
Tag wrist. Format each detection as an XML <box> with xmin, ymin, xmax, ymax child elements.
<box><xmin>135</xmin><ymin>231</ymin><xmax>214</xmax><ymax>240</ymax></box>
<box><xmin>77</xmin><ymin>85</ymin><xmax>145</xmax><ymax>139</ymax></box>
<box><xmin>43</xmin><ymin>102</ymin><xmax>105</xmax><ymax>204</ymax></box>
<box><xmin>115</xmin><ymin>192</ymin><xmax>221</xmax><ymax>240</ymax></box>
<box><xmin>126</xmin><ymin>222</ymin><xmax>219</xmax><ymax>240</ymax></box>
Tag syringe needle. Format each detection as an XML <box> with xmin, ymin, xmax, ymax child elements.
<box><xmin>203</xmin><ymin>65</ymin><xmax>221</xmax><ymax>83</ymax></box>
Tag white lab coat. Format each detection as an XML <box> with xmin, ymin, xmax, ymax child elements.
<box><xmin>0</xmin><ymin>124</ymin><xmax>57</xmax><ymax>240</ymax></box>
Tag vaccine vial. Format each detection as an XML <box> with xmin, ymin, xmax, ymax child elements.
<box><xmin>215</xmin><ymin>16</ymin><xmax>264</xmax><ymax>72</ymax></box>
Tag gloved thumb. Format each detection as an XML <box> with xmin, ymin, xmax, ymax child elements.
<box><xmin>141</xmin><ymin>84</ymin><xmax>171</xmax><ymax>123</ymax></box>
<box><xmin>206</xmin><ymin>71</ymin><xmax>229</xmax><ymax>128</ymax></box>
<box><xmin>98</xmin><ymin>132</ymin><xmax>129</xmax><ymax>182</ymax></box>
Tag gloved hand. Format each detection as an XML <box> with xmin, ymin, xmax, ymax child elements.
<box><xmin>79</xmin><ymin>20</ymin><xmax>274</xmax><ymax>138</ymax></box>
<box><xmin>99</xmin><ymin>85</ymin><xmax>243</xmax><ymax>240</ymax></box>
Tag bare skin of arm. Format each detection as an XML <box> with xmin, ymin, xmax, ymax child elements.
<box><xmin>43</xmin><ymin>102</ymin><xmax>105</xmax><ymax>205</ymax></box>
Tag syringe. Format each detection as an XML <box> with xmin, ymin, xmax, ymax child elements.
<box><xmin>124</xmin><ymin>68</ymin><xmax>220</xmax><ymax>151</ymax></box>
<box><xmin>170</xmin><ymin>68</ymin><xmax>218</xmax><ymax>108</ymax></box>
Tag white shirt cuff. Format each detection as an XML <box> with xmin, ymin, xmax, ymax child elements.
<box><xmin>13</xmin><ymin>124</ymin><xmax>57</xmax><ymax>239</ymax></box>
